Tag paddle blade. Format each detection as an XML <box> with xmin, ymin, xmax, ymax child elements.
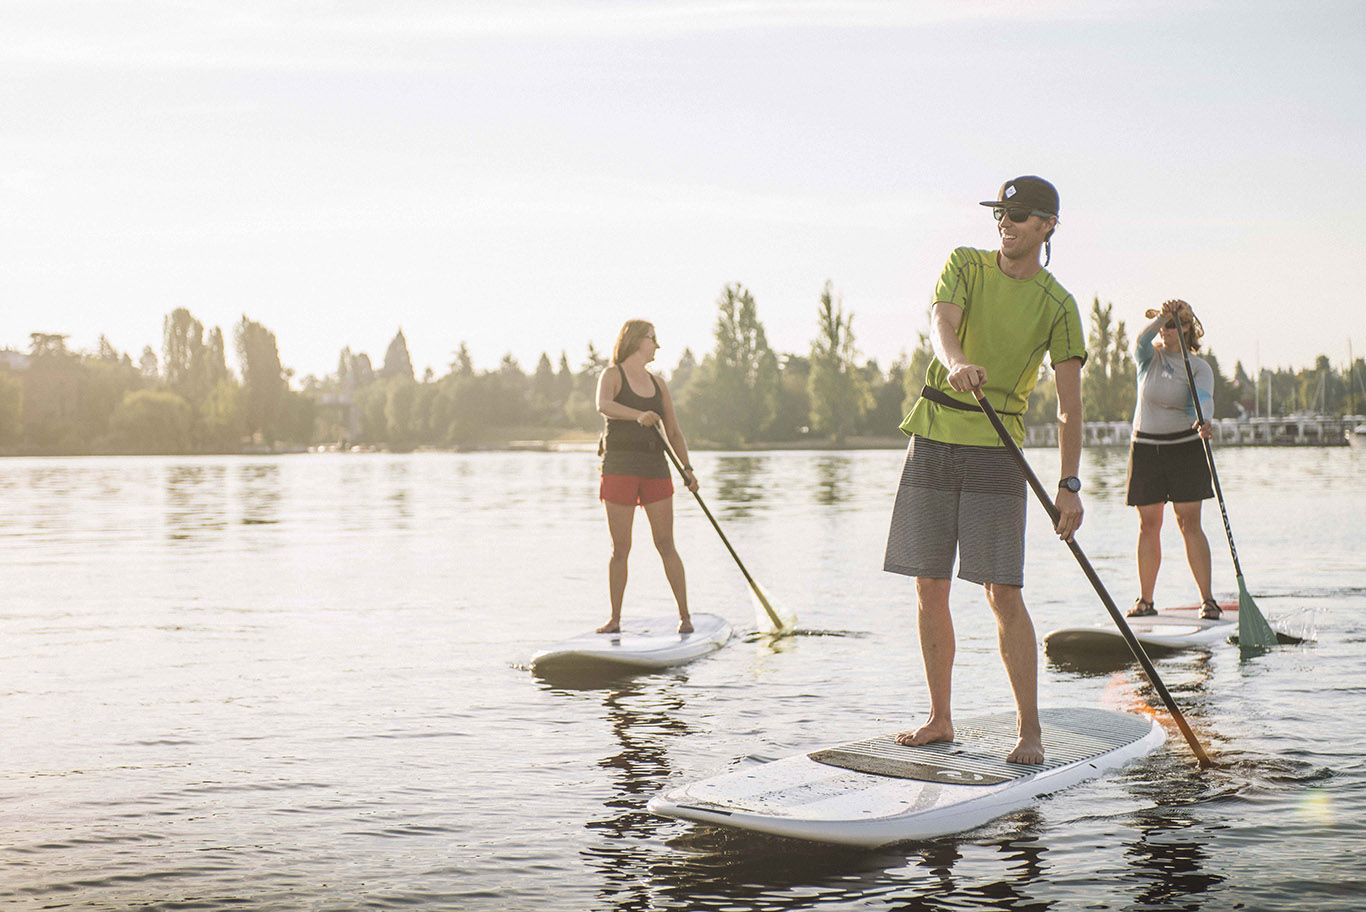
<box><xmin>750</xmin><ymin>581</ymin><xmax>796</xmax><ymax>634</ymax></box>
<box><xmin>1236</xmin><ymin>575</ymin><xmax>1279</xmax><ymax>650</ymax></box>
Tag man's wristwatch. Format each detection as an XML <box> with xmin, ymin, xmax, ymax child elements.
<box><xmin>1058</xmin><ymin>476</ymin><xmax>1082</xmax><ymax>493</ymax></box>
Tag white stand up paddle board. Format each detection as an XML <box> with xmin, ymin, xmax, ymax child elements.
<box><xmin>648</xmin><ymin>707</ymin><xmax>1164</xmax><ymax>847</ymax></box>
<box><xmin>531</xmin><ymin>613</ymin><xmax>732</xmax><ymax>671</ymax></box>
<box><xmin>1044</xmin><ymin>602</ymin><xmax>1237</xmax><ymax>654</ymax></box>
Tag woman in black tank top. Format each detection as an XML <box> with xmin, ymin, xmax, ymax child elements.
<box><xmin>593</xmin><ymin>320</ymin><xmax>699</xmax><ymax>635</ymax></box>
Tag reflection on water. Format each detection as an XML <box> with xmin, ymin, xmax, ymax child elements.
<box><xmin>166</xmin><ymin>463</ymin><xmax>228</xmax><ymax>541</ymax></box>
<box><xmin>711</xmin><ymin>455</ymin><xmax>768</xmax><ymax>518</ymax></box>
<box><xmin>1125</xmin><ymin>811</ymin><xmax>1225</xmax><ymax>909</ymax></box>
<box><xmin>580</xmin><ymin>677</ymin><xmax>691</xmax><ymax>911</ymax></box>
<box><xmin>812</xmin><ymin>454</ymin><xmax>855</xmax><ymax>507</ymax></box>
<box><xmin>238</xmin><ymin>462</ymin><xmax>281</xmax><ymax>526</ymax></box>
<box><xmin>0</xmin><ymin>450</ymin><xmax>1361</xmax><ymax>912</ymax></box>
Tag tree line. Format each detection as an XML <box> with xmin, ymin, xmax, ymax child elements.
<box><xmin>2</xmin><ymin>288</ymin><xmax>1363</xmax><ymax>455</ymax></box>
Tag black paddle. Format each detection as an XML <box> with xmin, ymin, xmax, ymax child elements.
<box><xmin>1169</xmin><ymin>313</ymin><xmax>1284</xmax><ymax>650</ymax></box>
<box><xmin>653</xmin><ymin>424</ymin><xmax>787</xmax><ymax>631</ymax></box>
<box><xmin>970</xmin><ymin>388</ymin><xmax>1213</xmax><ymax>768</ymax></box>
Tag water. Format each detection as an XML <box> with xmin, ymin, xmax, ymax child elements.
<box><xmin>1</xmin><ymin>447</ymin><xmax>1362</xmax><ymax>910</ymax></box>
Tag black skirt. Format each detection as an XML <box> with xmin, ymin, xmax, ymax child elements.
<box><xmin>1125</xmin><ymin>438</ymin><xmax>1213</xmax><ymax>506</ymax></box>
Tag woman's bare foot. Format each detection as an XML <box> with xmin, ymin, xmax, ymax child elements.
<box><xmin>1006</xmin><ymin>733</ymin><xmax>1045</xmax><ymax>764</ymax></box>
<box><xmin>596</xmin><ymin>621</ymin><xmax>621</xmax><ymax>634</ymax></box>
<box><xmin>678</xmin><ymin>616</ymin><xmax>694</xmax><ymax>634</ymax></box>
<box><xmin>895</xmin><ymin>718</ymin><xmax>954</xmax><ymax>747</ymax></box>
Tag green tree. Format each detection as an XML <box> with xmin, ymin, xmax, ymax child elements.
<box><xmin>206</xmin><ymin>327</ymin><xmax>229</xmax><ymax>387</ymax></box>
<box><xmin>554</xmin><ymin>352</ymin><xmax>575</xmax><ymax>419</ymax></box>
<box><xmin>383</xmin><ymin>329</ymin><xmax>415</xmax><ymax>380</ymax></box>
<box><xmin>1083</xmin><ymin>298</ymin><xmax>1135</xmax><ymax>422</ymax></box>
<box><xmin>770</xmin><ymin>353</ymin><xmax>811</xmax><ymax>440</ymax></box>
<box><xmin>23</xmin><ymin>333</ymin><xmax>80</xmax><ymax>449</ymax></box>
<box><xmin>1203</xmin><ymin>351</ymin><xmax>1237</xmax><ymax>419</ymax></box>
<box><xmin>163</xmin><ymin>308</ymin><xmax>211</xmax><ymax>406</ymax></box>
<box><xmin>565</xmin><ymin>343</ymin><xmax>609</xmax><ymax>430</ymax></box>
<box><xmin>668</xmin><ymin>348</ymin><xmax>698</xmax><ymax>406</ymax></box>
<box><xmin>235</xmin><ymin>316</ymin><xmax>288</xmax><ymax>440</ymax></box>
<box><xmin>451</xmin><ymin>343</ymin><xmax>474</xmax><ymax>377</ymax></box>
<box><xmin>139</xmin><ymin>346</ymin><xmax>159</xmax><ymax>385</ymax></box>
<box><xmin>1025</xmin><ymin>364</ymin><xmax>1058</xmax><ymax>427</ymax></box>
<box><xmin>899</xmin><ymin>332</ymin><xmax>935</xmax><ymax>417</ymax></box>
<box><xmin>808</xmin><ymin>280</ymin><xmax>871</xmax><ymax>443</ymax></box>
<box><xmin>683</xmin><ymin>283</ymin><xmax>778</xmax><ymax>445</ymax></box>
<box><xmin>385</xmin><ymin>377</ymin><xmax>420</xmax><ymax>449</ymax></box>
<box><xmin>1231</xmin><ymin>361</ymin><xmax>1256</xmax><ymax>416</ymax></box>
<box><xmin>201</xmin><ymin>379</ymin><xmax>246</xmax><ymax>450</ymax></box>
<box><xmin>0</xmin><ymin>371</ymin><xmax>21</xmax><ymax>446</ymax></box>
<box><xmin>530</xmin><ymin>353</ymin><xmax>557</xmax><ymax>422</ymax></box>
<box><xmin>108</xmin><ymin>390</ymin><xmax>193</xmax><ymax>454</ymax></box>
<box><xmin>78</xmin><ymin>349</ymin><xmax>144</xmax><ymax>445</ymax></box>
<box><xmin>865</xmin><ymin>354</ymin><xmax>909</xmax><ymax>436</ymax></box>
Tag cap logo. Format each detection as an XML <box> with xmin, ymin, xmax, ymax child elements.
<box><xmin>1005</xmin><ymin>185</ymin><xmax>1017</xmax><ymax>199</ymax></box>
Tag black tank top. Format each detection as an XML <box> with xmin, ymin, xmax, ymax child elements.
<box><xmin>601</xmin><ymin>365</ymin><xmax>669</xmax><ymax>479</ymax></box>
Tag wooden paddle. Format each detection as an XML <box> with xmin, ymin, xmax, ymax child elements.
<box><xmin>1169</xmin><ymin>314</ymin><xmax>1284</xmax><ymax>650</ymax></box>
<box><xmin>654</xmin><ymin>424</ymin><xmax>787</xmax><ymax>632</ymax></box>
<box><xmin>971</xmin><ymin>388</ymin><xmax>1213</xmax><ymax>768</ymax></box>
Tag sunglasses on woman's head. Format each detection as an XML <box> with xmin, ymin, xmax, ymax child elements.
<box><xmin>992</xmin><ymin>206</ymin><xmax>1053</xmax><ymax>224</ymax></box>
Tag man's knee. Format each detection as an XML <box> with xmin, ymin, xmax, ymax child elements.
<box><xmin>984</xmin><ymin>583</ymin><xmax>1027</xmax><ymax>615</ymax></box>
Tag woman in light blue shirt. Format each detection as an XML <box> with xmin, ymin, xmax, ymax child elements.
<box><xmin>1124</xmin><ymin>300</ymin><xmax>1219</xmax><ymax>619</ymax></box>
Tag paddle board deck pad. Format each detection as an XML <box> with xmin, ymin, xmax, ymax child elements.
<box><xmin>1044</xmin><ymin>602</ymin><xmax>1237</xmax><ymax>653</ymax></box>
<box><xmin>648</xmin><ymin>708</ymin><xmax>1163</xmax><ymax>846</ymax></box>
<box><xmin>531</xmin><ymin>613</ymin><xmax>731</xmax><ymax>671</ymax></box>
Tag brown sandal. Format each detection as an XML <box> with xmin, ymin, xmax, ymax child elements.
<box><xmin>1199</xmin><ymin>599</ymin><xmax>1222</xmax><ymax>620</ymax></box>
<box><xmin>1127</xmin><ymin>598</ymin><xmax>1157</xmax><ymax>617</ymax></box>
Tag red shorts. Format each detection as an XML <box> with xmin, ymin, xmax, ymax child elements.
<box><xmin>600</xmin><ymin>474</ymin><xmax>674</xmax><ymax>506</ymax></box>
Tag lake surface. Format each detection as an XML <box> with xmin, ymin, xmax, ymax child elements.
<box><xmin>2</xmin><ymin>447</ymin><xmax>1363</xmax><ymax>911</ymax></box>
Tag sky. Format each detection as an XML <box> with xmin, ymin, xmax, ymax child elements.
<box><xmin>2</xmin><ymin>0</ymin><xmax>1363</xmax><ymax>384</ymax></box>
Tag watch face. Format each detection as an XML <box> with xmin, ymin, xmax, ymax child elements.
<box><xmin>1061</xmin><ymin>477</ymin><xmax>1080</xmax><ymax>492</ymax></box>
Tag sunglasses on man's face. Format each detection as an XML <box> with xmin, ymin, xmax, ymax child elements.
<box><xmin>992</xmin><ymin>206</ymin><xmax>1052</xmax><ymax>224</ymax></box>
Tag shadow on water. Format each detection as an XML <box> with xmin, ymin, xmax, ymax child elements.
<box><xmin>529</xmin><ymin>662</ymin><xmax>672</xmax><ymax>692</ymax></box>
<box><xmin>1044</xmin><ymin>641</ymin><xmax>1186</xmax><ymax>677</ymax></box>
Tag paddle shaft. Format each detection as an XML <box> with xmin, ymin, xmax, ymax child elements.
<box><xmin>1171</xmin><ymin>322</ymin><xmax>1245</xmax><ymax>578</ymax></box>
<box><xmin>970</xmin><ymin>389</ymin><xmax>1213</xmax><ymax>768</ymax></box>
<box><xmin>653</xmin><ymin>424</ymin><xmax>784</xmax><ymax>629</ymax></box>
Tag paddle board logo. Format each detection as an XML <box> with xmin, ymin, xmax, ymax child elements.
<box><xmin>936</xmin><ymin>769</ymin><xmax>990</xmax><ymax>783</ymax></box>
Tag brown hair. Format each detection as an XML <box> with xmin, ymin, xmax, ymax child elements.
<box><xmin>612</xmin><ymin>319</ymin><xmax>654</xmax><ymax>364</ymax></box>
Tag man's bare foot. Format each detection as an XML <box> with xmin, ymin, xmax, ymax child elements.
<box><xmin>678</xmin><ymin>617</ymin><xmax>694</xmax><ymax>634</ymax></box>
<box><xmin>596</xmin><ymin>621</ymin><xmax>621</xmax><ymax>634</ymax></box>
<box><xmin>1006</xmin><ymin>734</ymin><xmax>1045</xmax><ymax>764</ymax></box>
<box><xmin>895</xmin><ymin>718</ymin><xmax>954</xmax><ymax>747</ymax></box>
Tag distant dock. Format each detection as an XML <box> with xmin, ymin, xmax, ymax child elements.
<box><xmin>1025</xmin><ymin>415</ymin><xmax>1365</xmax><ymax>448</ymax></box>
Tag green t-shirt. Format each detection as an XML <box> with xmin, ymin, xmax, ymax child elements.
<box><xmin>900</xmin><ymin>247</ymin><xmax>1087</xmax><ymax>446</ymax></box>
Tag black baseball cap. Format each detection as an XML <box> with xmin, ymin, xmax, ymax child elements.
<box><xmin>979</xmin><ymin>176</ymin><xmax>1059</xmax><ymax>216</ymax></box>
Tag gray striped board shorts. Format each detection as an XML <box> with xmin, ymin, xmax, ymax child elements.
<box><xmin>883</xmin><ymin>435</ymin><xmax>1028</xmax><ymax>587</ymax></box>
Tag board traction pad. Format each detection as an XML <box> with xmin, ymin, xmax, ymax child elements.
<box><xmin>809</xmin><ymin>708</ymin><xmax>1153</xmax><ymax>786</ymax></box>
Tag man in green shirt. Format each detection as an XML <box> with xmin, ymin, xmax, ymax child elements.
<box><xmin>884</xmin><ymin>175</ymin><xmax>1086</xmax><ymax>764</ymax></box>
